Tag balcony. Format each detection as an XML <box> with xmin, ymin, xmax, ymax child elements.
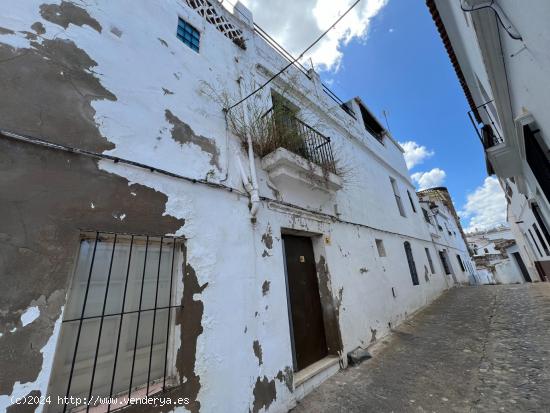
<box><xmin>260</xmin><ymin>107</ymin><xmax>337</xmax><ymax>173</ymax></box>
<box><xmin>467</xmin><ymin>101</ymin><xmax>504</xmax><ymax>149</ymax></box>
<box><xmin>258</xmin><ymin>108</ymin><xmax>342</xmax><ymax>193</ymax></box>
<box><xmin>468</xmin><ymin>100</ymin><xmax>521</xmax><ymax>177</ymax></box>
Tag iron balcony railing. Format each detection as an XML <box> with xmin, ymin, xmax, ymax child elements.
<box><xmin>467</xmin><ymin>100</ymin><xmax>504</xmax><ymax>148</ymax></box>
<box><xmin>262</xmin><ymin>107</ymin><xmax>337</xmax><ymax>174</ymax></box>
<box><xmin>254</xmin><ymin>23</ymin><xmax>356</xmax><ymax>120</ymax></box>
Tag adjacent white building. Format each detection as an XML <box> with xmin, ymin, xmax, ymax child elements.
<box><xmin>417</xmin><ymin>187</ymin><xmax>479</xmax><ymax>285</ymax></box>
<box><xmin>0</xmin><ymin>1</ymin><xmax>474</xmax><ymax>412</ymax></box>
<box><xmin>466</xmin><ymin>225</ymin><xmax>537</xmax><ymax>284</ymax></box>
<box><xmin>426</xmin><ymin>0</ymin><xmax>550</xmax><ymax>281</ymax></box>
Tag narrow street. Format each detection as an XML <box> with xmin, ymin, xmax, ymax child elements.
<box><xmin>294</xmin><ymin>284</ymin><xmax>550</xmax><ymax>412</ymax></box>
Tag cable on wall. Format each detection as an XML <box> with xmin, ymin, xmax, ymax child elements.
<box><xmin>225</xmin><ymin>0</ymin><xmax>362</xmax><ymax>112</ymax></box>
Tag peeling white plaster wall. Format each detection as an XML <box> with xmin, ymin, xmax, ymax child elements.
<box><xmin>20</xmin><ymin>306</ymin><xmax>40</xmax><ymax>327</ymax></box>
<box><xmin>0</xmin><ymin>1</ymin><xmax>478</xmax><ymax>412</ymax></box>
<box><xmin>0</xmin><ymin>308</ymin><xmax>63</xmax><ymax>413</ymax></box>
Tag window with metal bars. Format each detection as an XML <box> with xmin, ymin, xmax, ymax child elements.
<box><xmin>425</xmin><ymin>247</ymin><xmax>435</xmax><ymax>274</ymax></box>
<box><xmin>404</xmin><ymin>241</ymin><xmax>419</xmax><ymax>286</ymax></box>
<box><xmin>422</xmin><ymin>208</ymin><xmax>431</xmax><ymax>224</ymax></box>
<box><xmin>47</xmin><ymin>232</ymin><xmax>185</xmax><ymax>412</ymax></box>
<box><xmin>456</xmin><ymin>254</ymin><xmax>466</xmax><ymax>272</ymax></box>
<box><xmin>439</xmin><ymin>250</ymin><xmax>451</xmax><ymax>275</ymax></box>
<box><xmin>177</xmin><ymin>18</ymin><xmax>200</xmax><ymax>52</ymax></box>
<box><xmin>533</xmin><ymin>223</ymin><xmax>550</xmax><ymax>256</ymax></box>
<box><xmin>406</xmin><ymin>190</ymin><xmax>417</xmax><ymax>213</ymax></box>
<box><xmin>390</xmin><ymin>177</ymin><xmax>406</xmax><ymax>217</ymax></box>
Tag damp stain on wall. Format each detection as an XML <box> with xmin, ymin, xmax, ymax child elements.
<box><xmin>165</xmin><ymin>109</ymin><xmax>220</xmax><ymax>169</ymax></box>
<box><xmin>39</xmin><ymin>1</ymin><xmax>102</xmax><ymax>33</ymax></box>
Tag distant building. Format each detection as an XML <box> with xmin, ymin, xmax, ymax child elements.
<box><xmin>466</xmin><ymin>226</ymin><xmax>538</xmax><ymax>284</ymax></box>
<box><xmin>417</xmin><ymin>187</ymin><xmax>479</xmax><ymax>285</ymax></box>
<box><xmin>426</xmin><ymin>0</ymin><xmax>550</xmax><ymax>281</ymax></box>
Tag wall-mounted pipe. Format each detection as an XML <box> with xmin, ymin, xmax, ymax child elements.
<box><xmin>246</xmin><ymin>133</ymin><xmax>260</xmax><ymax>220</ymax></box>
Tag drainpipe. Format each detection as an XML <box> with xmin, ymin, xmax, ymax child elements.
<box><xmin>247</xmin><ymin>132</ymin><xmax>260</xmax><ymax>221</ymax></box>
<box><xmin>234</xmin><ymin>137</ymin><xmax>260</xmax><ymax>221</ymax></box>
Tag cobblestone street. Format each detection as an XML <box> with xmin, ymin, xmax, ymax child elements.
<box><xmin>293</xmin><ymin>284</ymin><xmax>550</xmax><ymax>413</ymax></box>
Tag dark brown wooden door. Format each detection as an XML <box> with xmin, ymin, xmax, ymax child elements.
<box><xmin>512</xmin><ymin>252</ymin><xmax>532</xmax><ymax>282</ymax></box>
<box><xmin>283</xmin><ymin>234</ymin><xmax>328</xmax><ymax>371</ymax></box>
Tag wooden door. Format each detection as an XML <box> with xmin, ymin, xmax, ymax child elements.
<box><xmin>283</xmin><ymin>234</ymin><xmax>328</xmax><ymax>371</ymax></box>
<box><xmin>512</xmin><ymin>252</ymin><xmax>532</xmax><ymax>282</ymax></box>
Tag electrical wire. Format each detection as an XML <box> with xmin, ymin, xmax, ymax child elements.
<box><xmin>225</xmin><ymin>0</ymin><xmax>362</xmax><ymax>112</ymax></box>
<box><xmin>1</xmin><ymin>127</ymin><xmax>458</xmax><ymax>247</ymax></box>
<box><xmin>460</xmin><ymin>0</ymin><xmax>522</xmax><ymax>41</ymax></box>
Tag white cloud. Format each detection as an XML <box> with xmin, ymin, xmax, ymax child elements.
<box><xmin>399</xmin><ymin>140</ymin><xmax>434</xmax><ymax>170</ymax></box>
<box><xmin>411</xmin><ymin>168</ymin><xmax>446</xmax><ymax>190</ymax></box>
<box><xmin>459</xmin><ymin>176</ymin><xmax>507</xmax><ymax>233</ymax></box>
<box><xmin>238</xmin><ymin>0</ymin><xmax>389</xmax><ymax>71</ymax></box>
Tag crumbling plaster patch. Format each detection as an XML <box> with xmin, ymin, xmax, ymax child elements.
<box><xmin>0</xmin><ymin>307</ymin><xmax>63</xmax><ymax>413</ymax></box>
<box><xmin>39</xmin><ymin>1</ymin><xmax>102</xmax><ymax>33</ymax></box>
<box><xmin>165</xmin><ymin>109</ymin><xmax>220</xmax><ymax>169</ymax></box>
<box><xmin>20</xmin><ymin>306</ymin><xmax>40</xmax><ymax>327</ymax></box>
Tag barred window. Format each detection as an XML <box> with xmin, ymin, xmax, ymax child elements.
<box><xmin>425</xmin><ymin>247</ymin><xmax>435</xmax><ymax>274</ymax></box>
<box><xmin>407</xmin><ymin>190</ymin><xmax>417</xmax><ymax>213</ymax></box>
<box><xmin>177</xmin><ymin>18</ymin><xmax>200</xmax><ymax>52</ymax></box>
<box><xmin>456</xmin><ymin>254</ymin><xmax>466</xmax><ymax>272</ymax></box>
<box><xmin>48</xmin><ymin>232</ymin><xmax>185</xmax><ymax>412</ymax></box>
<box><xmin>422</xmin><ymin>208</ymin><xmax>430</xmax><ymax>224</ymax></box>
<box><xmin>404</xmin><ymin>241</ymin><xmax>419</xmax><ymax>286</ymax></box>
<box><xmin>439</xmin><ymin>250</ymin><xmax>452</xmax><ymax>275</ymax></box>
<box><xmin>390</xmin><ymin>177</ymin><xmax>406</xmax><ymax>217</ymax></box>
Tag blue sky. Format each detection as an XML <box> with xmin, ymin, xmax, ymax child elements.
<box><xmin>240</xmin><ymin>0</ymin><xmax>507</xmax><ymax>231</ymax></box>
<box><xmin>321</xmin><ymin>0</ymin><xmax>486</xmax><ymax>209</ymax></box>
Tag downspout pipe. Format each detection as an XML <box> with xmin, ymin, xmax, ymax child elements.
<box><xmin>234</xmin><ymin>136</ymin><xmax>260</xmax><ymax>221</ymax></box>
<box><xmin>247</xmin><ymin>132</ymin><xmax>260</xmax><ymax>220</ymax></box>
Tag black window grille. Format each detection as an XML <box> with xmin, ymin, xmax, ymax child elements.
<box><xmin>407</xmin><ymin>190</ymin><xmax>417</xmax><ymax>213</ymax></box>
<box><xmin>177</xmin><ymin>18</ymin><xmax>200</xmax><ymax>52</ymax></box>
<box><xmin>528</xmin><ymin>228</ymin><xmax>543</xmax><ymax>257</ymax></box>
<box><xmin>404</xmin><ymin>241</ymin><xmax>419</xmax><ymax>286</ymax></box>
<box><xmin>390</xmin><ymin>178</ymin><xmax>406</xmax><ymax>217</ymax></box>
<box><xmin>48</xmin><ymin>232</ymin><xmax>185</xmax><ymax>412</ymax></box>
<box><xmin>532</xmin><ymin>203</ymin><xmax>550</xmax><ymax>248</ymax></box>
<box><xmin>422</xmin><ymin>208</ymin><xmax>430</xmax><ymax>224</ymax></box>
<box><xmin>439</xmin><ymin>251</ymin><xmax>451</xmax><ymax>275</ymax></box>
<box><xmin>532</xmin><ymin>224</ymin><xmax>550</xmax><ymax>256</ymax></box>
<box><xmin>425</xmin><ymin>247</ymin><xmax>435</xmax><ymax>274</ymax></box>
<box><xmin>456</xmin><ymin>254</ymin><xmax>466</xmax><ymax>272</ymax></box>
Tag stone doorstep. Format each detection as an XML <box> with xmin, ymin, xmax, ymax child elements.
<box><xmin>293</xmin><ymin>355</ymin><xmax>340</xmax><ymax>389</ymax></box>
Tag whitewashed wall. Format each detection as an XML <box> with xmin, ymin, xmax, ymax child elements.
<box><xmin>0</xmin><ymin>1</ymin><xmax>475</xmax><ymax>412</ymax></box>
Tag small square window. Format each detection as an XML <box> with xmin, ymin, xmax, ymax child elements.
<box><xmin>375</xmin><ymin>239</ymin><xmax>386</xmax><ymax>257</ymax></box>
<box><xmin>177</xmin><ymin>18</ymin><xmax>200</xmax><ymax>52</ymax></box>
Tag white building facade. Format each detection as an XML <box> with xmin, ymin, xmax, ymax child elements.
<box><xmin>467</xmin><ymin>226</ymin><xmax>537</xmax><ymax>284</ymax></box>
<box><xmin>427</xmin><ymin>0</ymin><xmax>550</xmax><ymax>282</ymax></box>
<box><xmin>1</xmin><ymin>1</ymin><xmax>472</xmax><ymax>412</ymax></box>
<box><xmin>417</xmin><ymin>187</ymin><xmax>479</xmax><ymax>285</ymax></box>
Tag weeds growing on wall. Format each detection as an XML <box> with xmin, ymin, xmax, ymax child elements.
<box><xmin>199</xmin><ymin>76</ymin><xmax>350</xmax><ymax>183</ymax></box>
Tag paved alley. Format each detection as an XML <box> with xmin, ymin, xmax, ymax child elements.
<box><xmin>293</xmin><ymin>284</ymin><xmax>550</xmax><ymax>413</ymax></box>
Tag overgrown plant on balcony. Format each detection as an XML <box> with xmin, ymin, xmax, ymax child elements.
<box><xmin>200</xmin><ymin>78</ymin><xmax>349</xmax><ymax>184</ymax></box>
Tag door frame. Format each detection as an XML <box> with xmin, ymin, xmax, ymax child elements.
<box><xmin>280</xmin><ymin>228</ymin><xmax>342</xmax><ymax>372</ymax></box>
